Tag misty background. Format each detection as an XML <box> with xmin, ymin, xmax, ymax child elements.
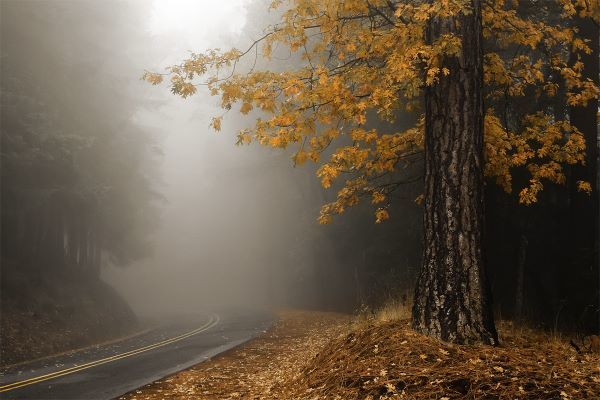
<box><xmin>1</xmin><ymin>0</ymin><xmax>422</xmax><ymax>343</ymax></box>
<box><xmin>97</xmin><ymin>0</ymin><xmax>422</xmax><ymax>315</ymax></box>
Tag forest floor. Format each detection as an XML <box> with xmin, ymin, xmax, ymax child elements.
<box><xmin>119</xmin><ymin>309</ymin><xmax>599</xmax><ymax>400</ymax></box>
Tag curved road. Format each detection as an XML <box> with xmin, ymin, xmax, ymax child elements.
<box><xmin>0</xmin><ymin>309</ymin><xmax>272</xmax><ymax>400</ymax></box>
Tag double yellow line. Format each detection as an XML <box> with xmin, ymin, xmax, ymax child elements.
<box><xmin>0</xmin><ymin>314</ymin><xmax>220</xmax><ymax>393</ymax></box>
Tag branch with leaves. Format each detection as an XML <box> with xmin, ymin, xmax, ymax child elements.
<box><xmin>144</xmin><ymin>0</ymin><xmax>598</xmax><ymax>223</ymax></box>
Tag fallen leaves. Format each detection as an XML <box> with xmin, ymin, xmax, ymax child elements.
<box><xmin>294</xmin><ymin>319</ymin><xmax>600</xmax><ymax>400</ymax></box>
<box><xmin>119</xmin><ymin>312</ymin><xmax>600</xmax><ymax>400</ymax></box>
<box><xmin>118</xmin><ymin>310</ymin><xmax>348</xmax><ymax>400</ymax></box>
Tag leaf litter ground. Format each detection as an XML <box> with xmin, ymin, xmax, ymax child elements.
<box><xmin>119</xmin><ymin>310</ymin><xmax>599</xmax><ymax>399</ymax></box>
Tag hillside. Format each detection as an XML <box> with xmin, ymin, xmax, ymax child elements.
<box><xmin>1</xmin><ymin>262</ymin><xmax>138</xmax><ymax>366</ymax></box>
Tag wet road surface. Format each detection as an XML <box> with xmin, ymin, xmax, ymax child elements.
<box><xmin>0</xmin><ymin>309</ymin><xmax>273</xmax><ymax>400</ymax></box>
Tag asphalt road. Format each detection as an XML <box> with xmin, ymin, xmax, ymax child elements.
<box><xmin>0</xmin><ymin>309</ymin><xmax>273</xmax><ymax>400</ymax></box>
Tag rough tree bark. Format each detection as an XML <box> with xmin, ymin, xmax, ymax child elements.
<box><xmin>412</xmin><ymin>0</ymin><xmax>498</xmax><ymax>345</ymax></box>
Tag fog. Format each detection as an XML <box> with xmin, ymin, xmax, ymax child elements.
<box><xmin>98</xmin><ymin>0</ymin><xmax>332</xmax><ymax>315</ymax></box>
<box><xmin>104</xmin><ymin>102</ymin><xmax>325</xmax><ymax>315</ymax></box>
<box><xmin>1</xmin><ymin>0</ymin><xmax>423</xmax><ymax>328</ymax></box>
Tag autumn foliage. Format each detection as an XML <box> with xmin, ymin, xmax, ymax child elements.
<box><xmin>144</xmin><ymin>0</ymin><xmax>598</xmax><ymax>223</ymax></box>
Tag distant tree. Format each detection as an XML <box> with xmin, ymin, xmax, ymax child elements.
<box><xmin>565</xmin><ymin>12</ymin><xmax>599</xmax><ymax>331</ymax></box>
<box><xmin>145</xmin><ymin>0</ymin><xmax>598</xmax><ymax>344</ymax></box>
<box><xmin>1</xmin><ymin>0</ymin><xmax>158</xmax><ymax>277</ymax></box>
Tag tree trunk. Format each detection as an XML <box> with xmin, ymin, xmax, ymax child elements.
<box><xmin>412</xmin><ymin>0</ymin><xmax>498</xmax><ymax>345</ymax></box>
<box><xmin>514</xmin><ymin>234</ymin><xmax>528</xmax><ymax>322</ymax></box>
<box><xmin>92</xmin><ymin>240</ymin><xmax>102</xmax><ymax>276</ymax></box>
<box><xmin>354</xmin><ymin>251</ymin><xmax>365</xmax><ymax>308</ymax></box>
<box><xmin>566</xmin><ymin>16</ymin><xmax>599</xmax><ymax>333</ymax></box>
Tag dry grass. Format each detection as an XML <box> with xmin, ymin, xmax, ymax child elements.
<box><xmin>351</xmin><ymin>297</ymin><xmax>412</xmax><ymax>331</ymax></box>
<box><xmin>374</xmin><ymin>298</ymin><xmax>413</xmax><ymax>322</ymax></box>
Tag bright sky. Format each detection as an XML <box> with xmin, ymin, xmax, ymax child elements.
<box><xmin>148</xmin><ymin>0</ymin><xmax>251</xmax><ymax>37</ymax></box>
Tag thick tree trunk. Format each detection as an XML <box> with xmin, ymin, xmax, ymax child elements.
<box><xmin>412</xmin><ymin>0</ymin><xmax>498</xmax><ymax>345</ymax></box>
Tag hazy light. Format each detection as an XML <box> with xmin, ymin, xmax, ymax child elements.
<box><xmin>148</xmin><ymin>0</ymin><xmax>250</xmax><ymax>36</ymax></box>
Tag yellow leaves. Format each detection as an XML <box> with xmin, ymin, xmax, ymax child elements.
<box><xmin>577</xmin><ymin>181</ymin><xmax>592</xmax><ymax>194</ymax></box>
<box><xmin>282</xmin><ymin>78</ymin><xmax>303</xmax><ymax>97</ymax></box>
<box><xmin>356</xmin><ymin>101</ymin><xmax>368</xmax><ymax>112</ymax></box>
<box><xmin>560</xmin><ymin>0</ymin><xmax>578</xmax><ymax>17</ymax></box>
<box><xmin>543</xmin><ymin>82</ymin><xmax>559</xmax><ymax>97</ymax></box>
<box><xmin>269</xmin><ymin>135</ymin><xmax>287</xmax><ymax>149</ymax></box>
<box><xmin>484</xmin><ymin>109</ymin><xmax>589</xmax><ymax>205</ymax></box>
<box><xmin>375</xmin><ymin>208</ymin><xmax>389</xmax><ymax>223</ymax></box>
<box><xmin>484</xmin><ymin>53</ymin><xmax>510</xmax><ymax>87</ymax></box>
<box><xmin>413</xmin><ymin>4</ymin><xmax>433</xmax><ymax>22</ymax></box>
<box><xmin>144</xmin><ymin>0</ymin><xmax>596</xmax><ymax>224</ymax></box>
<box><xmin>425</xmin><ymin>66</ymin><xmax>450</xmax><ymax>85</ymax></box>
<box><xmin>426</xmin><ymin>67</ymin><xmax>441</xmax><ymax>86</ymax></box>
<box><xmin>170</xmin><ymin>75</ymin><xmax>197</xmax><ymax>98</ymax></box>
<box><xmin>484</xmin><ymin>111</ymin><xmax>514</xmax><ymax>192</ymax></box>
<box><xmin>317</xmin><ymin>213</ymin><xmax>333</xmax><ymax>225</ymax></box>
<box><xmin>317</xmin><ymin>164</ymin><xmax>339</xmax><ymax>189</ymax></box>
<box><xmin>355</xmin><ymin>113</ymin><xmax>367</xmax><ymax>125</ymax></box>
<box><xmin>570</xmin><ymin>0</ymin><xmax>600</xmax><ymax>21</ymax></box>
<box><xmin>350</xmin><ymin>128</ymin><xmax>366</xmax><ymax>142</ymax></box>
<box><xmin>236</xmin><ymin>130</ymin><xmax>252</xmax><ymax>145</ymax></box>
<box><xmin>519</xmin><ymin>179</ymin><xmax>543</xmax><ymax>205</ymax></box>
<box><xmin>317</xmin><ymin>71</ymin><xmax>328</xmax><ymax>86</ymax></box>
<box><xmin>483</xmin><ymin>3</ymin><xmax>543</xmax><ymax>49</ymax></box>
<box><xmin>240</xmin><ymin>102</ymin><xmax>253</xmax><ymax>114</ymax></box>
<box><xmin>384</xmin><ymin>382</ymin><xmax>396</xmax><ymax>394</ymax></box>
<box><xmin>270</xmin><ymin>113</ymin><xmax>296</xmax><ymax>128</ymax></box>
<box><xmin>142</xmin><ymin>72</ymin><xmax>163</xmax><ymax>85</ymax></box>
<box><xmin>371</xmin><ymin>191</ymin><xmax>386</xmax><ymax>205</ymax></box>
<box><xmin>210</xmin><ymin>116</ymin><xmax>222</xmax><ymax>132</ymax></box>
<box><xmin>561</xmin><ymin>64</ymin><xmax>600</xmax><ymax>106</ymax></box>
<box><xmin>435</xmin><ymin>34</ymin><xmax>462</xmax><ymax>58</ymax></box>
<box><xmin>293</xmin><ymin>149</ymin><xmax>309</xmax><ymax>166</ymax></box>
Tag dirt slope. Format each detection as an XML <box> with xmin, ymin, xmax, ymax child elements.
<box><xmin>1</xmin><ymin>265</ymin><xmax>137</xmax><ymax>366</ymax></box>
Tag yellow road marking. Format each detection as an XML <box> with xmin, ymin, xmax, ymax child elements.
<box><xmin>0</xmin><ymin>314</ymin><xmax>219</xmax><ymax>393</ymax></box>
<box><xmin>1</xmin><ymin>325</ymin><xmax>157</xmax><ymax>371</ymax></box>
